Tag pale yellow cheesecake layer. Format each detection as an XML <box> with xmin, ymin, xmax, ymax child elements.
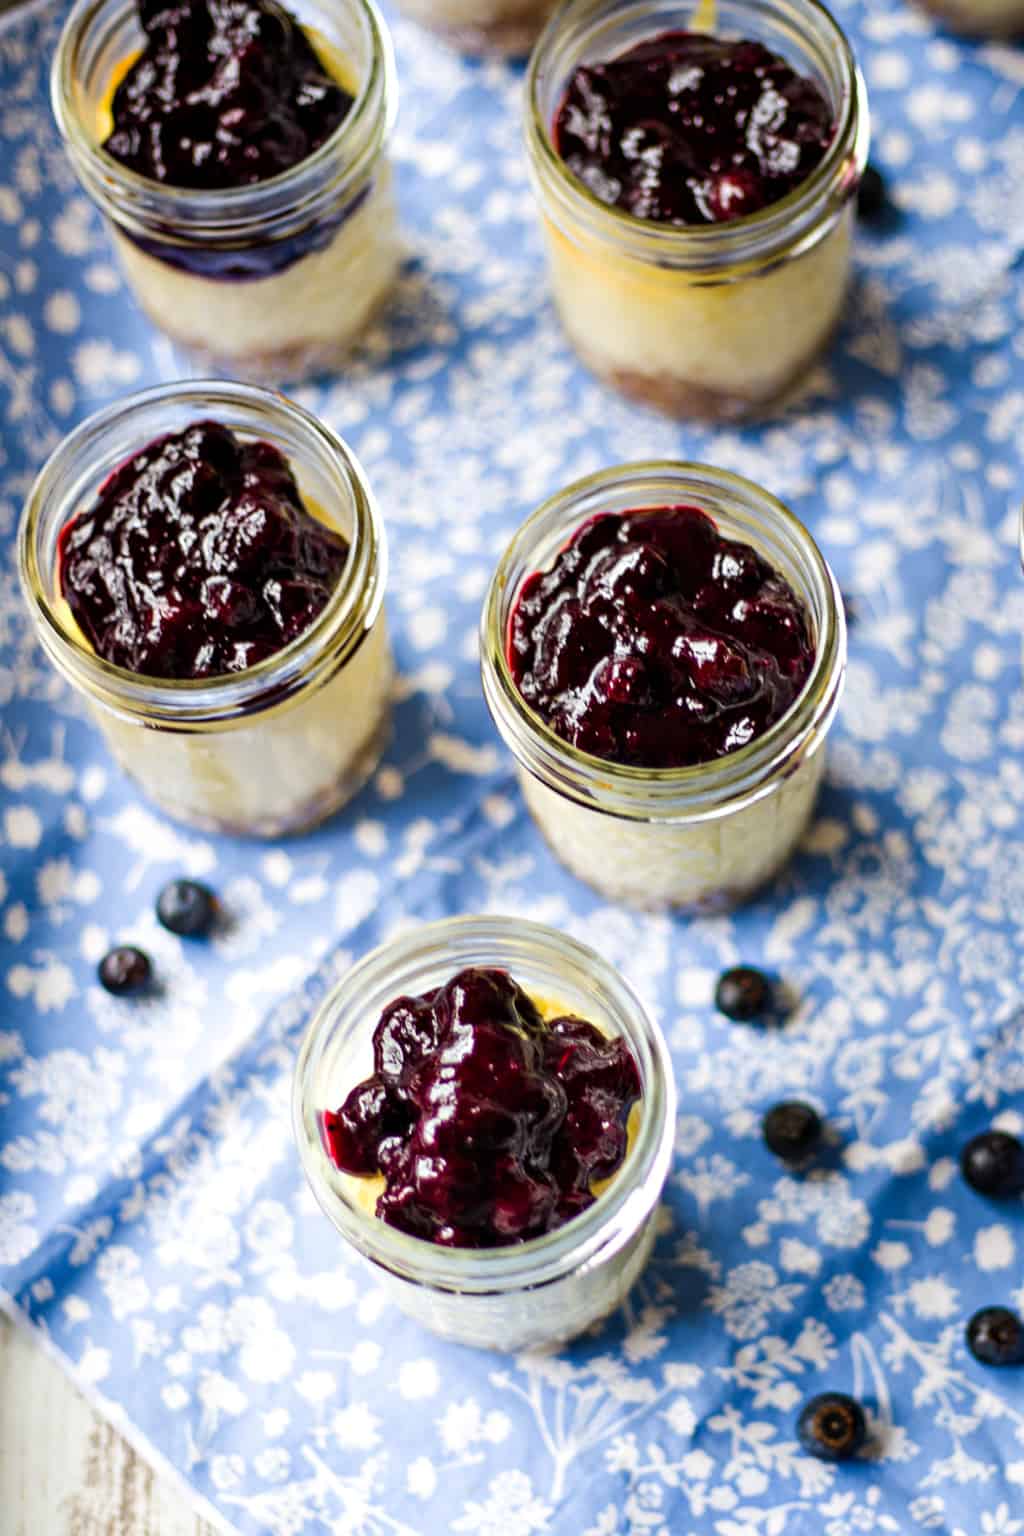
<box><xmin>89</xmin><ymin>612</ymin><xmax>392</xmax><ymax>835</ymax></box>
<box><xmin>544</xmin><ymin>208</ymin><xmax>852</xmax><ymax>417</ymax></box>
<box><xmin>541</xmin><ymin>0</ymin><xmax>850</xmax><ymax>418</ymax></box>
<box><xmin>518</xmin><ymin>744</ymin><xmax>826</xmax><ymax>911</ymax></box>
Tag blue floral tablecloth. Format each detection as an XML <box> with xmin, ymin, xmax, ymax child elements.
<box><xmin>2</xmin><ymin>2</ymin><xmax>1024</xmax><ymax>1531</ymax></box>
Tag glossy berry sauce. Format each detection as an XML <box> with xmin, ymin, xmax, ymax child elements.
<box><xmin>323</xmin><ymin>967</ymin><xmax>641</xmax><ymax>1248</ymax></box>
<box><xmin>102</xmin><ymin>0</ymin><xmax>356</xmax><ymax>278</ymax></box>
<box><xmin>509</xmin><ymin>506</ymin><xmax>814</xmax><ymax>769</ymax></box>
<box><xmin>59</xmin><ymin>421</ymin><xmax>348</xmax><ymax>680</ymax></box>
<box><xmin>553</xmin><ymin>31</ymin><xmax>834</xmax><ymax>225</ymax></box>
<box><xmin>104</xmin><ymin>0</ymin><xmax>353</xmax><ymax>190</ymax></box>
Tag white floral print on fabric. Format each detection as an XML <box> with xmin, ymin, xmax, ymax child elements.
<box><xmin>1</xmin><ymin>1</ymin><xmax>1024</xmax><ymax>1533</ymax></box>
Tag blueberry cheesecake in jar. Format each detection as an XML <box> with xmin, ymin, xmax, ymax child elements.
<box><xmin>18</xmin><ymin>381</ymin><xmax>392</xmax><ymax>837</ymax></box>
<box><xmin>525</xmin><ymin>0</ymin><xmax>869</xmax><ymax>420</ymax></box>
<box><xmin>481</xmin><ymin>462</ymin><xmax>846</xmax><ymax>911</ymax></box>
<box><xmin>294</xmin><ymin>917</ymin><xmax>674</xmax><ymax>1351</ymax></box>
<box><xmin>52</xmin><ymin>0</ymin><xmax>399</xmax><ymax>381</ymax></box>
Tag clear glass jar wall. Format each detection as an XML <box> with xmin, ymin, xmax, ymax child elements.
<box><xmin>18</xmin><ymin>381</ymin><xmax>392</xmax><ymax>838</ymax></box>
<box><xmin>525</xmin><ymin>0</ymin><xmax>869</xmax><ymax>421</ymax></box>
<box><xmin>481</xmin><ymin>462</ymin><xmax>846</xmax><ymax>911</ymax></box>
<box><xmin>51</xmin><ymin>0</ymin><xmax>400</xmax><ymax>382</ymax></box>
<box><xmin>293</xmin><ymin>917</ymin><xmax>676</xmax><ymax>1352</ymax></box>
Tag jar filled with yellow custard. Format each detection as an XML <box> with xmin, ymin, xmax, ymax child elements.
<box><xmin>525</xmin><ymin>0</ymin><xmax>869</xmax><ymax>421</ymax></box>
<box><xmin>294</xmin><ymin>917</ymin><xmax>675</xmax><ymax>1350</ymax></box>
<box><xmin>18</xmin><ymin>381</ymin><xmax>392</xmax><ymax>837</ymax></box>
<box><xmin>51</xmin><ymin>0</ymin><xmax>400</xmax><ymax>382</ymax></box>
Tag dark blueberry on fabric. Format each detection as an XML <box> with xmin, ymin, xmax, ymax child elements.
<box><xmin>797</xmin><ymin>1393</ymin><xmax>867</xmax><ymax>1461</ymax></box>
<box><xmin>856</xmin><ymin>164</ymin><xmax>887</xmax><ymax>221</ymax></box>
<box><xmin>960</xmin><ymin>1130</ymin><xmax>1024</xmax><ymax>1198</ymax></box>
<box><xmin>715</xmin><ymin>966</ymin><xmax>773</xmax><ymax>1022</ymax></box>
<box><xmin>966</xmin><ymin>1307</ymin><xmax>1024</xmax><ymax>1366</ymax></box>
<box><xmin>156</xmin><ymin>878</ymin><xmax>217</xmax><ymax>937</ymax></box>
<box><xmin>98</xmin><ymin>946</ymin><xmax>152</xmax><ymax>995</ymax></box>
<box><xmin>763</xmin><ymin>1101</ymin><xmax>823</xmax><ymax>1162</ymax></box>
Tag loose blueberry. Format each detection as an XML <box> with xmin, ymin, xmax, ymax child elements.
<box><xmin>98</xmin><ymin>946</ymin><xmax>152</xmax><ymax>996</ymax></box>
<box><xmin>763</xmin><ymin>1100</ymin><xmax>823</xmax><ymax>1162</ymax></box>
<box><xmin>966</xmin><ymin>1306</ymin><xmax>1024</xmax><ymax>1366</ymax></box>
<box><xmin>715</xmin><ymin>966</ymin><xmax>773</xmax><ymax>1022</ymax></box>
<box><xmin>156</xmin><ymin>878</ymin><xmax>217</xmax><ymax>937</ymax></box>
<box><xmin>960</xmin><ymin>1130</ymin><xmax>1024</xmax><ymax>1198</ymax></box>
<box><xmin>857</xmin><ymin>164</ymin><xmax>887</xmax><ymax>221</ymax></box>
<box><xmin>797</xmin><ymin>1392</ymin><xmax>867</xmax><ymax>1461</ymax></box>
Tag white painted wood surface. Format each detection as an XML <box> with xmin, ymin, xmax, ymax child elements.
<box><xmin>0</xmin><ymin>1313</ymin><xmax>215</xmax><ymax>1536</ymax></box>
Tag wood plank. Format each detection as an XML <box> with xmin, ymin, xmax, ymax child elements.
<box><xmin>0</xmin><ymin>1314</ymin><xmax>215</xmax><ymax>1536</ymax></box>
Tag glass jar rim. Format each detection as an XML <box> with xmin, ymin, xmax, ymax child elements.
<box><xmin>524</xmin><ymin>0</ymin><xmax>869</xmax><ymax>272</ymax></box>
<box><xmin>17</xmin><ymin>379</ymin><xmax>387</xmax><ymax>728</ymax></box>
<box><xmin>292</xmin><ymin>915</ymin><xmax>676</xmax><ymax>1294</ymax></box>
<box><xmin>480</xmin><ymin>460</ymin><xmax>846</xmax><ymax>821</ymax></box>
<box><xmin>51</xmin><ymin>0</ymin><xmax>397</xmax><ymax>237</ymax></box>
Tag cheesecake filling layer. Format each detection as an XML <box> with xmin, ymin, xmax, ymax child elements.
<box><xmin>509</xmin><ymin>504</ymin><xmax>814</xmax><ymax>769</ymax></box>
<box><xmin>323</xmin><ymin>967</ymin><xmax>642</xmax><ymax>1248</ymax></box>
<box><xmin>536</xmin><ymin>23</ymin><xmax>852</xmax><ymax>419</ymax></box>
<box><xmin>105</xmin><ymin>169</ymin><xmax>399</xmax><ymax>371</ymax></box>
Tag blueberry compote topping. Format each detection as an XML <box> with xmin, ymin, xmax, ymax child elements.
<box><xmin>59</xmin><ymin>421</ymin><xmax>348</xmax><ymax>680</ymax></box>
<box><xmin>509</xmin><ymin>506</ymin><xmax>814</xmax><ymax>769</ymax></box>
<box><xmin>323</xmin><ymin>967</ymin><xmax>642</xmax><ymax>1248</ymax></box>
<box><xmin>553</xmin><ymin>32</ymin><xmax>834</xmax><ymax>226</ymax></box>
<box><xmin>103</xmin><ymin>0</ymin><xmax>353</xmax><ymax>190</ymax></box>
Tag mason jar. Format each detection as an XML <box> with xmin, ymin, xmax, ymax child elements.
<box><xmin>293</xmin><ymin>915</ymin><xmax>675</xmax><ymax>1352</ymax></box>
<box><xmin>913</xmin><ymin>0</ymin><xmax>1024</xmax><ymax>32</ymax></box>
<box><xmin>18</xmin><ymin>380</ymin><xmax>392</xmax><ymax>838</ymax></box>
<box><xmin>481</xmin><ymin>462</ymin><xmax>846</xmax><ymax>911</ymax></box>
<box><xmin>51</xmin><ymin>0</ymin><xmax>400</xmax><ymax>382</ymax></box>
<box><xmin>524</xmin><ymin>0</ymin><xmax>869</xmax><ymax>421</ymax></box>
